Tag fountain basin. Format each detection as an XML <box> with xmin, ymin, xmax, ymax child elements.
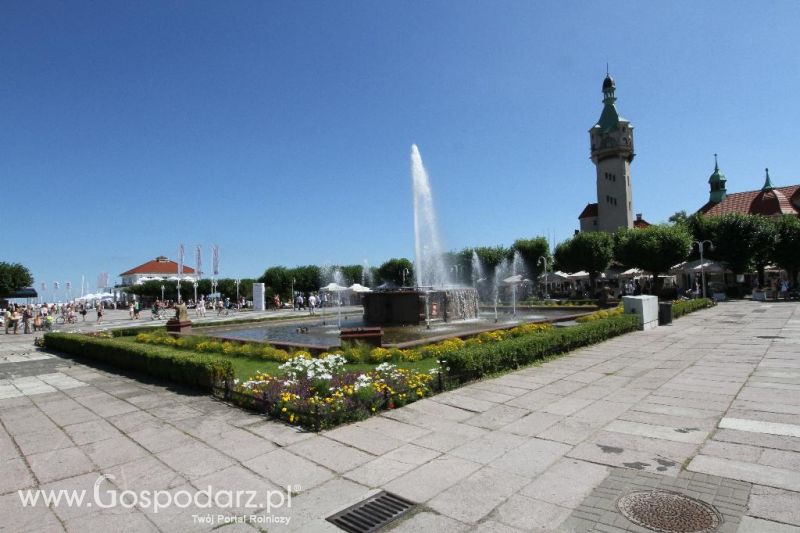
<box><xmin>362</xmin><ymin>287</ymin><xmax>479</xmax><ymax>326</ymax></box>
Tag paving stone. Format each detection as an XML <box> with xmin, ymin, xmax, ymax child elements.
<box><xmin>27</xmin><ymin>446</ymin><xmax>94</xmax><ymax>483</ymax></box>
<box><xmin>410</xmin><ymin>422</ymin><xmax>488</xmax><ymax>452</ymax></box>
<box><xmin>449</xmin><ymin>430</ymin><xmax>527</xmax><ymax>464</ymax></box>
<box><xmin>720</xmin><ymin>417</ymin><xmax>800</xmax><ymax>438</ymax></box>
<box><xmin>63</xmin><ymin>419</ymin><xmax>122</xmax><ymax>445</ymax></box>
<box><xmin>0</xmin><ymin>456</ymin><xmax>35</xmax><ymax>493</ymax></box>
<box><xmin>388</xmin><ymin>511</ymin><xmax>469</xmax><ymax>532</ymax></box>
<box><xmin>383</xmin><ymin>455</ymin><xmax>482</xmax><ymax>503</ymax></box>
<box><xmin>382</xmin><ymin>443</ymin><xmax>441</xmax><ymax>465</ymax></box>
<box><xmin>80</xmin><ymin>435</ymin><xmax>150</xmax><ymax>469</ymax></box>
<box><xmin>244</xmin><ymin>421</ymin><xmax>315</xmax><ymax>447</ymax></box>
<box><xmin>499</xmin><ymin>411</ymin><xmax>562</xmax><ymax>437</ymax></box>
<box><xmin>344</xmin><ymin>456</ymin><xmax>418</xmax><ymax>487</ymax></box>
<box><xmin>492</xmin><ymin>437</ymin><xmax>571</xmax><ymax>478</ymax></box>
<box><xmin>63</xmin><ymin>508</ymin><xmax>159</xmax><ymax>533</ymax></box>
<box><xmin>157</xmin><ymin>440</ymin><xmax>235</xmax><ymax>480</ymax></box>
<box><xmin>464</xmin><ymin>404</ymin><xmax>529</xmax><ymax>430</ymax></box>
<box><xmin>0</xmin><ymin>491</ymin><xmax>64</xmax><ymax>532</ymax></box>
<box><xmin>521</xmin><ymin>458</ymin><xmax>609</xmax><ymax>509</ymax></box>
<box><xmin>286</xmin><ymin>436</ymin><xmax>373</xmax><ymax>473</ymax></box>
<box><xmin>244</xmin><ymin>448</ymin><xmax>334</xmax><ymax>491</ymax></box>
<box><xmin>12</xmin><ymin>427</ymin><xmax>74</xmax><ymax>456</ymax></box>
<box><xmin>748</xmin><ymin>485</ymin><xmax>800</xmax><ymax>526</ymax></box>
<box><xmin>737</xmin><ymin>516</ymin><xmax>800</xmax><ymax>532</ymax></box>
<box><xmin>104</xmin><ymin>456</ymin><xmax>186</xmax><ymax>491</ymax></box>
<box><xmin>323</xmin><ymin>424</ymin><xmax>405</xmax><ymax>455</ymax></box>
<box><xmin>427</xmin><ymin>466</ymin><xmax>530</xmax><ymax>523</ymax></box>
<box><xmin>688</xmin><ymin>455</ymin><xmax>800</xmax><ymax>492</ymax></box>
<box><xmin>604</xmin><ymin>419</ymin><xmax>709</xmax><ymax>444</ymax></box>
<box><xmin>495</xmin><ymin>494</ymin><xmax>571</xmax><ymax>531</ymax></box>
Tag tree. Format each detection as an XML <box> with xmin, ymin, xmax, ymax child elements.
<box><xmin>377</xmin><ymin>258</ymin><xmax>414</xmax><ymax>286</ymax></box>
<box><xmin>771</xmin><ymin>215</ymin><xmax>800</xmax><ymax>285</ymax></box>
<box><xmin>708</xmin><ymin>214</ymin><xmax>775</xmax><ymax>282</ymax></box>
<box><xmin>513</xmin><ymin>237</ymin><xmax>552</xmax><ymax>279</ymax></box>
<box><xmin>668</xmin><ymin>210</ymin><xmax>689</xmax><ymax>227</ymax></box>
<box><xmin>614</xmin><ymin>225</ymin><xmax>691</xmax><ymax>292</ymax></box>
<box><xmin>0</xmin><ymin>262</ymin><xmax>34</xmax><ymax>297</ymax></box>
<box><xmin>259</xmin><ymin>266</ymin><xmax>291</xmax><ymax>298</ymax></box>
<box><xmin>337</xmin><ymin>265</ymin><xmax>364</xmax><ymax>286</ymax></box>
<box><xmin>554</xmin><ymin>232</ymin><xmax>614</xmax><ymax>290</ymax></box>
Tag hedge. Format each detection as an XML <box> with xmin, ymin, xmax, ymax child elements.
<box><xmin>672</xmin><ymin>298</ymin><xmax>714</xmax><ymax>319</ymax></box>
<box><xmin>44</xmin><ymin>332</ymin><xmax>233</xmax><ymax>391</ymax></box>
<box><xmin>445</xmin><ymin>314</ymin><xmax>639</xmax><ymax>382</ymax></box>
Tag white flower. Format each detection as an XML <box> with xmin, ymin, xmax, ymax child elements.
<box><xmin>354</xmin><ymin>374</ymin><xmax>373</xmax><ymax>391</ymax></box>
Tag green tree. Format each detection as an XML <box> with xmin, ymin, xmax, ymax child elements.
<box><xmin>771</xmin><ymin>215</ymin><xmax>800</xmax><ymax>285</ymax></box>
<box><xmin>0</xmin><ymin>262</ymin><xmax>34</xmax><ymax>297</ymax></box>
<box><xmin>668</xmin><ymin>210</ymin><xmax>689</xmax><ymax>227</ymax></box>
<box><xmin>259</xmin><ymin>266</ymin><xmax>291</xmax><ymax>298</ymax></box>
<box><xmin>338</xmin><ymin>265</ymin><xmax>364</xmax><ymax>286</ymax></box>
<box><xmin>554</xmin><ymin>232</ymin><xmax>614</xmax><ymax>290</ymax></box>
<box><xmin>709</xmin><ymin>214</ymin><xmax>776</xmax><ymax>283</ymax></box>
<box><xmin>377</xmin><ymin>258</ymin><xmax>414</xmax><ymax>286</ymax></box>
<box><xmin>512</xmin><ymin>237</ymin><xmax>552</xmax><ymax>279</ymax></box>
<box><xmin>614</xmin><ymin>225</ymin><xmax>691</xmax><ymax>292</ymax></box>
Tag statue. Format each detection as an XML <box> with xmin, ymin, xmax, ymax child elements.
<box><xmin>166</xmin><ymin>302</ymin><xmax>192</xmax><ymax>335</ymax></box>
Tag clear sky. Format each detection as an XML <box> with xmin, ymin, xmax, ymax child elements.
<box><xmin>2</xmin><ymin>1</ymin><xmax>799</xmax><ymax>296</ymax></box>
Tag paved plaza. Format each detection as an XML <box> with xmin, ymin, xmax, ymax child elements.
<box><xmin>1</xmin><ymin>300</ymin><xmax>799</xmax><ymax>532</ymax></box>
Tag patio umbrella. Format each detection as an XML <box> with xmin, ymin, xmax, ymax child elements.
<box><xmin>502</xmin><ymin>274</ymin><xmax>524</xmax><ymax>284</ymax></box>
<box><xmin>320</xmin><ymin>282</ymin><xmax>347</xmax><ymax>292</ymax></box>
<box><xmin>349</xmin><ymin>283</ymin><xmax>372</xmax><ymax>293</ymax></box>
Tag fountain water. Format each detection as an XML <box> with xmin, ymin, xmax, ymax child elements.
<box><xmin>363</xmin><ymin>145</ymin><xmax>479</xmax><ymax>326</ymax></box>
<box><xmin>411</xmin><ymin>145</ymin><xmax>451</xmax><ymax>288</ymax></box>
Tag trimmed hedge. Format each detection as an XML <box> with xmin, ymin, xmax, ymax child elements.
<box><xmin>44</xmin><ymin>333</ymin><xmax>233</xmax><ymax>391</ymax></box>
<box><xmin>445</xmin><ymin>314</ymin><xmax>639</xmax><ymax>382</ymax></box>
<box><xmin>672</xmin><ymin>298</ymin><xmax>714</xmax><ymax>319</ymax></box>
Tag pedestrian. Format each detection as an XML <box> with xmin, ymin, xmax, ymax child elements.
<box><xmin>3</xmin><ymin>307</ymin><xmax>11</xmax><ymax>334</ymax></box>
<box><xmin>129</xmin><ymin>302</ymin><xmax>135</xmax><ymax>319</ymax></box>
<box><xmin>134</xmin><ymin>301</ymin><xmax>140</xmax><ymax>319</ymax></box>
<box><xmin>79</xmin><ymin>303</ymin><xmax>87</xmax><ymax>321</ymax></box>
<box><xmin>308</xmin><ymin>293</ymin><xmax>317</xmax><ymax>315</ymax></box>
<box><xmin>780</xmin><ymin>279</ymin><xmax>790</xmax><ymax>301</ymax></box>
<box><xmin>96</xmin><ymin>302</ymin><xmax>104</xmax><ymax>323</ymax></box>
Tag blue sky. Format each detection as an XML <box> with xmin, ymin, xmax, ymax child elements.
<box><xmin>2</xmin><ymin>1</ymin><xmax>799</xmax><ymax>295</ymax></box>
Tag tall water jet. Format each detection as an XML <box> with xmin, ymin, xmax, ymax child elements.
<box><xmin>411</xmin><ymin>144</ymin><xmax>450</xmax><ymax>288</ymax></box>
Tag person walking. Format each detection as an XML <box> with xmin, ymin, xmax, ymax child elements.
<box><xmin>308</xmin><ymin>293</ymin><xmax>317</xmax><ymax>315</ymax></box>
<box><xmin>96</xmin><ymin>302</ymin><xmax>104</xmax><ymax>323</ymax></box>
<box><xmin>79</xmin><ymin>302</ymin><xmax>87</xmax><ymax>321</ymax></box>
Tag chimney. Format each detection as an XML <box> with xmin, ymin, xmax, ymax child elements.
<box><xmin>636</xmin><ymin>213</ymin><xmax>643</xmax><ymax>222</ymax></box>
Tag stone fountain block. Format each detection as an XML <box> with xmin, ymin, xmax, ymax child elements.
<box><xmin>166</xmin><ymin>319</ymin><xmax>192</xmax><ymax>336</ymax></box>
<box><xmin>340</xmin><ymin>327</ymin><xmax>383</xmax><ymax>347</ymax></box>
<box><xmin>622</xmin><ymin>295</ymin><xmax>658</xmax><ymax>331</ymax></box>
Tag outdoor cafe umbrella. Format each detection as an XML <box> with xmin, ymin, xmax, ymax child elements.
<box><xmin>348</xmin><ymin>283</ymin><xmax>372</xmax><ymax>293</ymax></box>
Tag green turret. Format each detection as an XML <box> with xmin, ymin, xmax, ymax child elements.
<box><xmin>708</xmin><ymin>154</ymin><xmax>727</xmax><ymax>203</ymax></box>
<box><xmin>762</xmin><ymin>167</ymin><xmax>774</xmax><ymax>191</ymax></box>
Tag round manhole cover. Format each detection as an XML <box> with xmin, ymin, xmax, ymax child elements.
<box><xmin>616</xmin><ymin>490</ymin><xmax>721</xmax><ymax>533</ymax></box>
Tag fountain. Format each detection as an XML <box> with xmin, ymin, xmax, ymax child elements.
<box><xmin>363</xmin><ymin>145</ymin><xmax>479</xmax><ymax>326</ymax></box>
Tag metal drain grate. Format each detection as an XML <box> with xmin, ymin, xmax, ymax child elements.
<box><xmin>327</xmin><ymin>491</ymin><xmax>415</xmax><ymax>533</ymax></box>
<box><xmin>756</xmin><ymin>335</ymin><xmax>784</xmax><ymax>339</ymax></box>
<box><xmin>617</xmin><ymin>490</ymin><xmax>721</xmax><ymax>533</ymax></box>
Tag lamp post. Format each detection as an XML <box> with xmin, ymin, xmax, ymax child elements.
<box><xmin>160</xmin><ymin>284</ymin><xmax>165</xmax><ymax>301</ymax></box>
<box><xmin>235</xmin><ymin>278</ymin><xmax>241</xmax><ymax>309</ymax></box>
<box><xmin>692</xmin><ymin>240</ymin><xmax>714</xmax><ymax>299</ymax></box>
<box><xmin>538</xmin><ymin>256</ymin><xmax>549</xmax><ymax>299</ymax></box>
<box><xmin>193</xmin><ymin>281</ymin><xmax>198</xmax><ymax>304</ymax></box>
<box><xmin>290</xmin><ymin>278</ymin><xmax>295</xmax><ymax>309</ymax></box>
<box><xmin>402</xmin><ymin>268</ymin><xmax>409</xmax><ymax>287</ymax></box>
<box><xmin>176</xmin><ymin>279</ymin><xmax>181</xmax><ymax>303</ymax></box>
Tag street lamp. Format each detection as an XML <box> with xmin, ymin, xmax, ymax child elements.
<box><xmin>291</xmin><ymin>278</ymin><xmax>296</xmax><ymax>309</ymax></box>
<box><xmin>193</xmin><ymin>281</ymin><xmax>198</xmax><ymax>304</ymax></box>
<box><xmin>538</xmin><ymin>256</ymin><xmax>549</xmax><ymax>299</ymax></box>
<box><xmin>692</xmin><ymin>240</ymin><xmax>714</xmax><ymax>299</ymax></box>
<box><xmin>176</xmin><ymin>279</ymin><xmax>181</xmax><ymax>303</ymax></box>
<box><xmin>160</xmin><ymin>284</ymin><xmax>165</xmax><ymax>301</ymax></box>
<box><xmin>235</xmin><ymin>278</ymin><xmax>241</xmax><ymax>308</ymax></box>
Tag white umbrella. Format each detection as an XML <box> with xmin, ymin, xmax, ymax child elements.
<box><xmin>320</xmin><ymin>282</ymin><xmax>347</xmax><ymax>292</ymax></box>
<box><xmin>349</xmin><ymin>283</ymin><xmax>372</xmax><ymax>293</ymax></box>
<box><xmin>567</xmin><ymin>271</ymin><xmax>590</xmax><ymax>280</ymax></box>
<box><xmin>502</xmin><ymin>274</ymin><xmax>523</xmax><ymax>284</ymax></box>
<box><xmin>620</xmin><ymin>268</ymin><xmax>643</xmax><ymax>277</ymax></box>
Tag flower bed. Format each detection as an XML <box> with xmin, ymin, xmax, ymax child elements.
<box><xmin>133</xmin><ymin>322</ymin><xmax>554</xmax><ymax>365</ymax></box>
<box><xmin>672</xmin><ymin>297</ymin><xmax>714</xmax><ymax>318</ymax></box>
<box><xmin>224</xmin><ymin>354</ymin><xmax>433</xmax><ymax>430</ymax></box>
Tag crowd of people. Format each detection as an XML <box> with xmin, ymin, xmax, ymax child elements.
<box><xmin>2</xmin><ymin>301</ymin><xmax>109</xmax><ymax>334</ymax></box>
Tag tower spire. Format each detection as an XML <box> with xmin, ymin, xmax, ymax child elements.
<box><xmin>762</xmin><ymin>168</ymin><xmax>774</xmax><ymax>191</ymax></box>
<box><xmin>708</xmin><ymin>154</ymin><xmax>727</xmax><ymax>203</ymax></box>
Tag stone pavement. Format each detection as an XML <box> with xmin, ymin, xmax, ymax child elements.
<box><xmin>0</xmin><ymin>300</ymin><xmax>798</xmax><ymax>532</ymax></box>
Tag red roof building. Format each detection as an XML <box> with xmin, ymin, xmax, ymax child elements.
<box><xmin>697</xmin><ymin>165</ymin><xmax>800</xmax><ymax>218</ymax></box>
<box><xmin>120</xmin><ymin>256</ymin><xmax>197</xmax><ymax>286</ymax></box>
